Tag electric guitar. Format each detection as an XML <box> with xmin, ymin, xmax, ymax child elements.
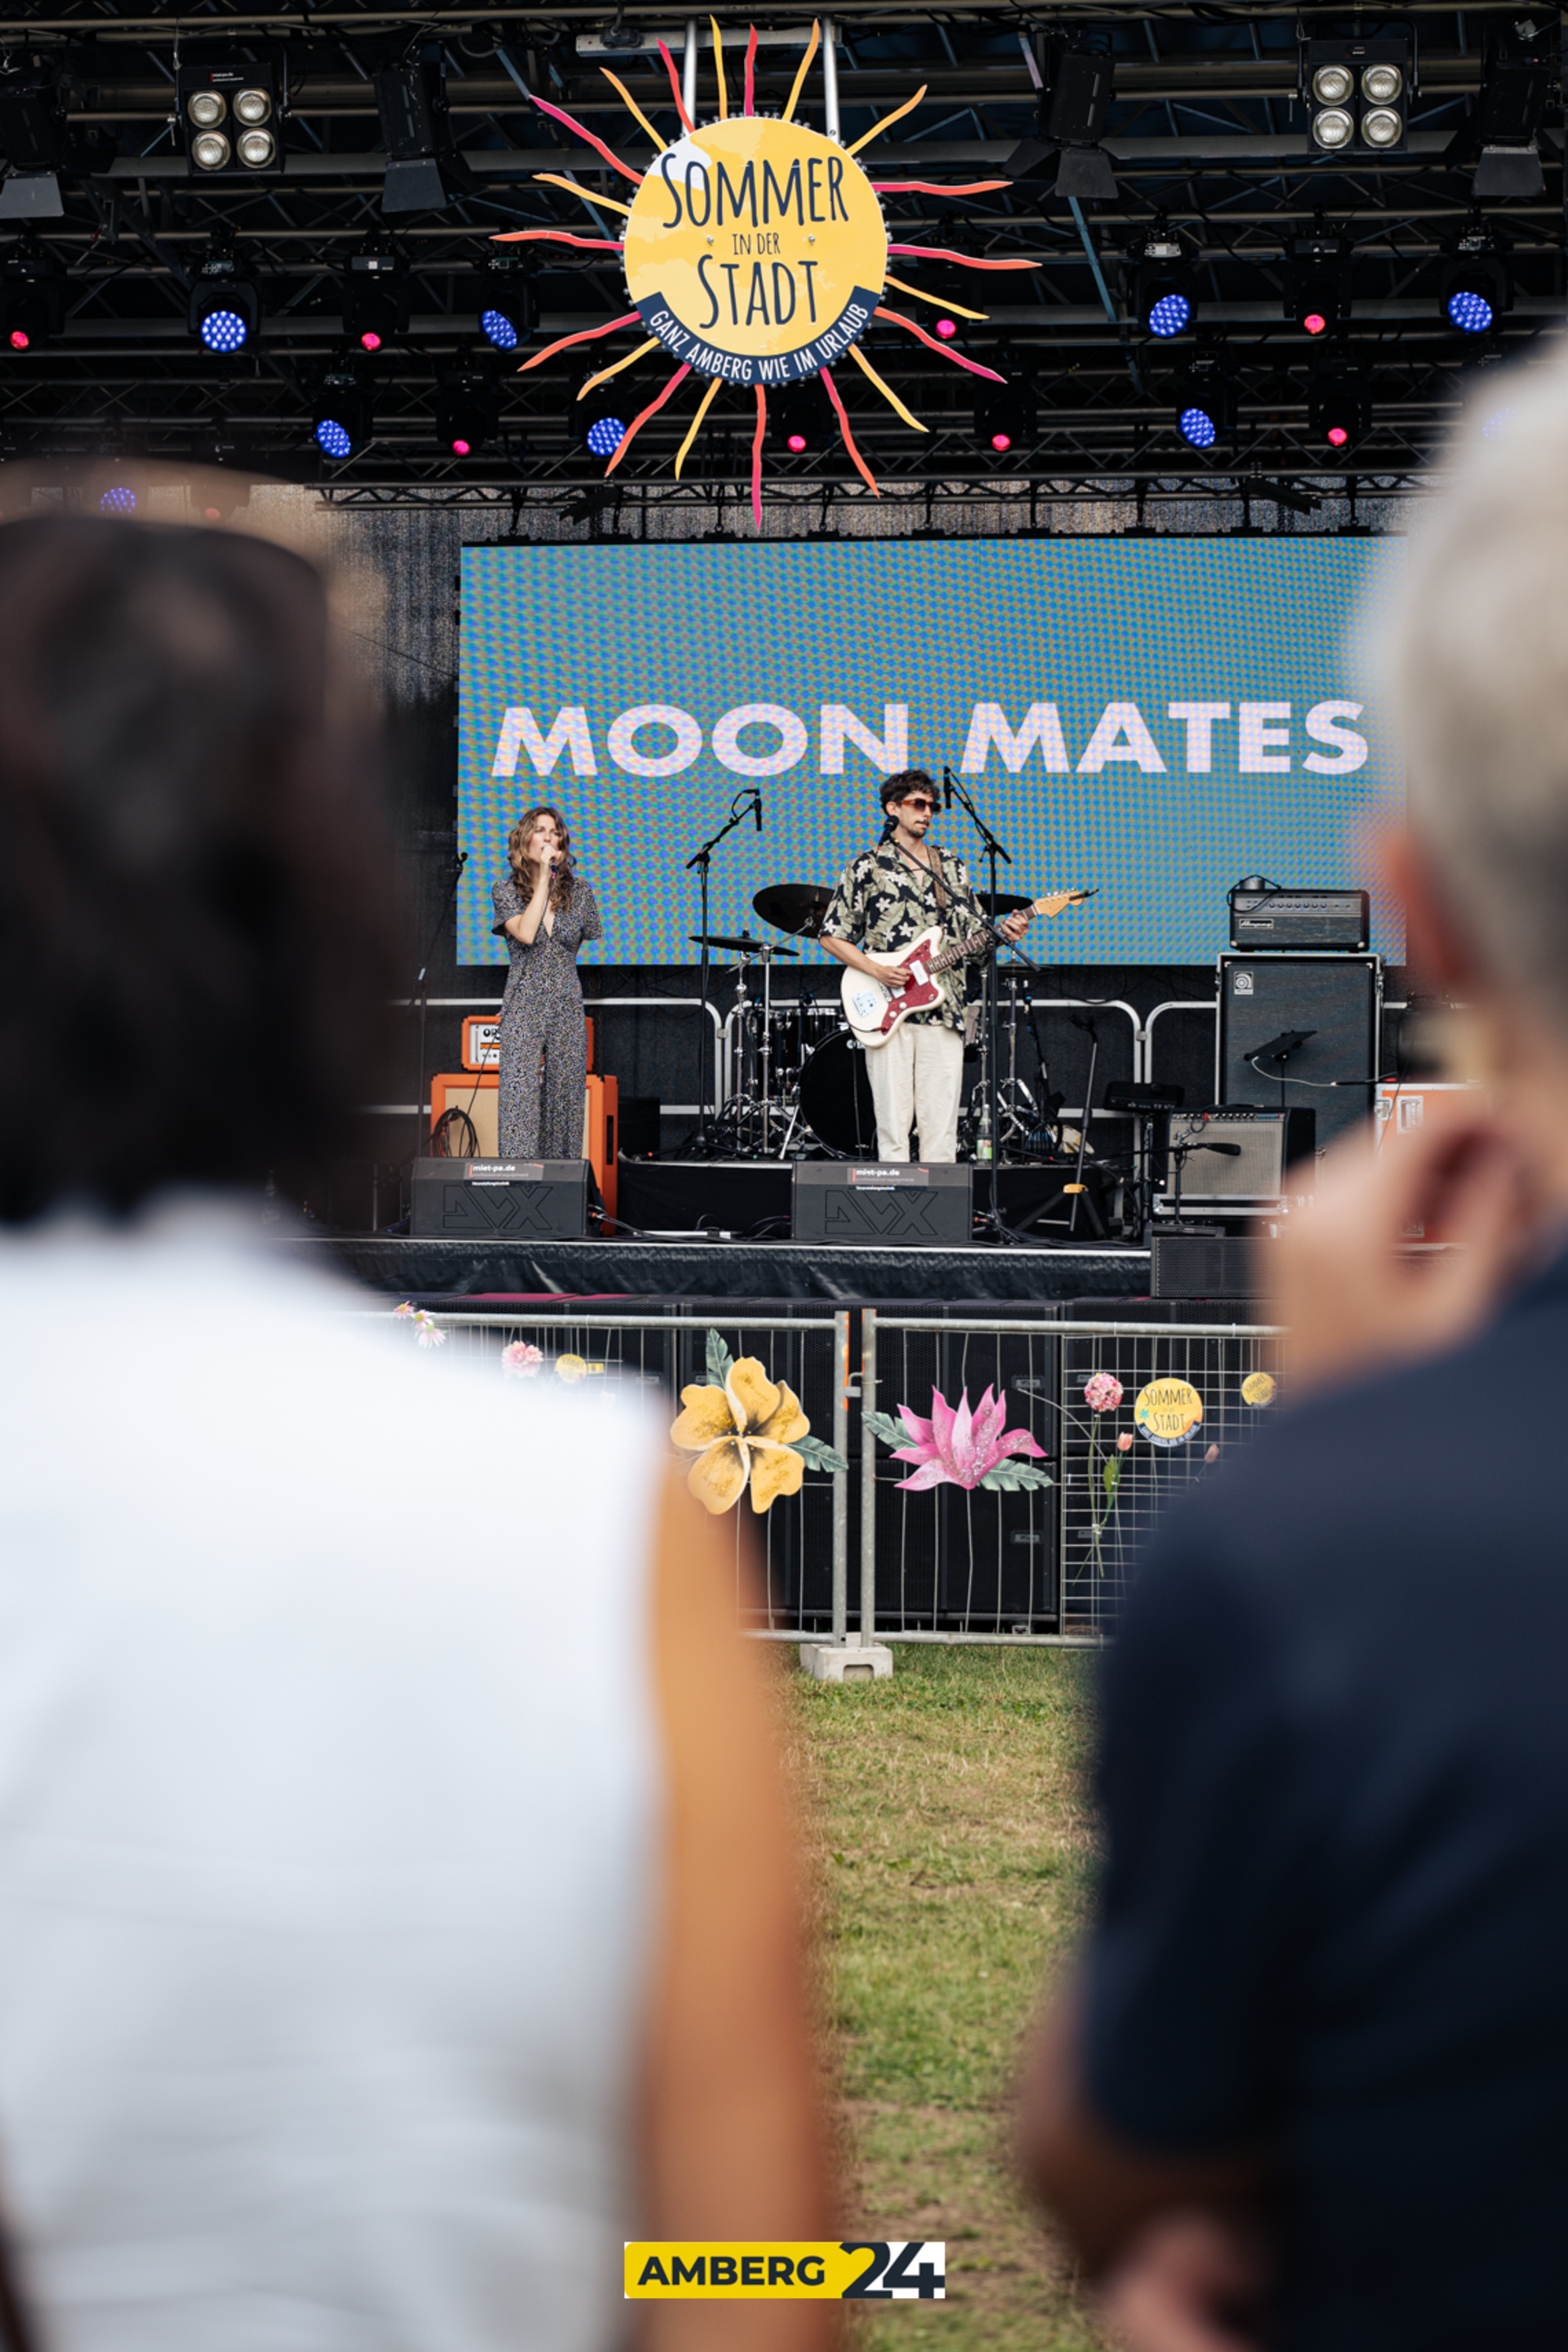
<box><xmin>839</xmin><ymin>890</ymin><xmax>1095</xmax><ymax>1049</ymax></box>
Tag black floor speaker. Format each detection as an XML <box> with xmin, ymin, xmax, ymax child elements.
<box><xmin>1151</xmin><ymin>1229</ymin><xmax>1276</xmax><ymax>1301</ymax></box>
<box><xmin>792</xmin><ymin>1161</ymin><xmax>973</xmax><ymax>1245</ymax></box>
<box><xmin>1217</xmin><ymin>954</ymin><xmax>1379</xmax><ymax>1152</ymax></box>
<box><xmin>411</xmin><ymin>1157</ymin><xmax>588</xmax><ymax>1239</ymax></box>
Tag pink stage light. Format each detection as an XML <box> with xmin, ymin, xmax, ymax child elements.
<box><xmin>1327</xmin><ymin>424</ymin><xmax>1348</xmax><ymax>447</ymax></box>
<box><xmin>786</xmin><ymin>431</ymin><xmax>807</xmax><ymax>452</ymax></box>
<box><xmin>8</xmin><ymin>330</ymin><xmax>29</xmax><ymax>351</ymax></box>
<box><xmin>936</xmin><ymin>318</ymin><xmax>957</xmax><ymax>340</ymax></box>
<box><xmin>451</xmin><ymin>437</ymin><xmax>471</xmax><ymax>455</ymax></box>
<box><xmin>360</xmin><ymin>331</ymin><xmax>382</xmax><ymax>352</ymax></box>
<box><xmin>1304</xmin><ymin>311</ymin><xmax>1327</xmax><ymax>336</ymax></box>
<box><xmin>991</xmin><ymin>431</ymin><xmax>1011</xmax><ymax>452</ymax></box>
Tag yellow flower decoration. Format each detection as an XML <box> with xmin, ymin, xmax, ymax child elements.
<box><xmin>670</xmin><ymin>1354</ymin><xmax>810</xmax><ymax>1515</ymax></box>
<box><xmin>1241</xmin><ymin>1370</ymin><xmax>1276</xmax><ymax>1408</ymax></box>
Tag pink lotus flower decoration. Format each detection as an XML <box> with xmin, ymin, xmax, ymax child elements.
<box><xmin>889</xmin><ymin>1386</ymin><xmax>1049</xmax><ymax>1493</ymax></box>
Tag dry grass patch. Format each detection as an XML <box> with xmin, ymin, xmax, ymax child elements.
<box><xmin>780</xmin><ymin>1643</ymin><xmax>1110</xmax><ymax>2351</ymax></box>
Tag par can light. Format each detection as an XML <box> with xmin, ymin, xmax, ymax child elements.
<box><xmin>1361</xmin><ymin>107</ymin><xmax>1405</xmax><ymax>148</ymax></box>
<box><xmin>1312</xmin><ymin>106</ymin><xmax>1355</xmax><ymax>150</ymax></box>
<box><xmin>1312</xmin><ymin>63</ymin><xmax>1353</xmax><ymax>104</ymax></box>
<box><xmin>233</xmin><ymin>87</ymin><xmax>271</xmax><ymax>126</ymax></box>
<box><xmin>1447</xmin><ymin>287</ymin><xmax>1494</xmax><ymax>334</ymax></box>
<box><xmin>1178</xmin><ymin>404</ymin><xmax>1218</xmax><ymax>450</ymax></box>
<box><xmin>100</xmin><ymin>485</ymin><xmax>137</xmax><ymax>514</ymax></box>
<box><xmin>198</xmin><ymin>305</ymin><xmax>248</xmax><ymax>354</ymax></box>
<box><xmin>187</xmin><ymin>90</ymin><xmax>226</xmax><ymax>128</ymax></box>
<box><xmin>192</xmin><ymin>131</ymin><xmax>231</xmax><ymax>170</ymax></box>
<box><xmin>1361</xmin><ymin>61</ymin><xmax>1403</xmax><ymax>103</ymax></box>
<box><xmin>586</xmin><ymin>416</ymin><xmax>626</xmax><ymax>457</ymax></box>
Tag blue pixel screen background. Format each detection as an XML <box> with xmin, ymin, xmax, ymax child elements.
<box><xmin>458</xmin><ymin>537</ymin><xmax>1400</xmax><ymax>966</ymax></box>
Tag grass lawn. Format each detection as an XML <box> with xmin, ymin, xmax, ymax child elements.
<box><xmin>782</xmin><ymin>1644</ymin><xmax>1110</xmax><ymax>2351</ymax></box>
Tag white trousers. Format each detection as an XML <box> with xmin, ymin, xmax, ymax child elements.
<box><xmin>863</xmin><ymin>1020</ymin><xmax>965</xmax><ymax>1162</ymax></box>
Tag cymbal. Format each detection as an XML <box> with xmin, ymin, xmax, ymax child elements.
<box><xmin>754</xmin><ymin>882</ymin><xmax>832</xmax><ymax>940</ymax></box>
<box><xmin>981</xmin><ymin>890</ymin><xmax>1034</xmax><ymax>917</ymax></box>
<box><xmin>689</xmin><ymin>932</ymin><xmax>800</xmax><ymax>958</ymax></box>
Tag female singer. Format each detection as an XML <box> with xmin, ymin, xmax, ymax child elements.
<box><xmin>492</xmin><ymin>805</ymin><xmax>603</xmax><ymax>1160</ymax></box>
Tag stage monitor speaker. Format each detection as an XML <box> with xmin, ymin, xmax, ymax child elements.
<box><xmin>1218</xmin><ymin>954</ymin><xmax>1379</xmax><ymax>1152</ymax></box>
<box><xmin>1164</xmin><ymin>1107</ymin><xmax>1316</xmax><ymax>1206</ymax></box>
<box><xmin>792</xmin><ymin>1162</ymin><xmax>972</xmax><ymax>1246</ymax></box>
<box><xmin>411</xmin><ymin>1157</ymin><xmax>587</xmax><ymax>1239</ymax></box>
<box><xmin>1151</xmin><ymin>1230</ymin><xmax>1276</xmax><ymax>1301</ymax></box>
<box><xmin>618</xmin><ymin>1095</ymin><xmax>662</xmax><ymax>1159</ymax></box>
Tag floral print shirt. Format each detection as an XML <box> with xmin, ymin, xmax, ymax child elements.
<box><xmin>822</xmin><ymin>840</ymin><xmax>985</xmax><ymax>1030</ymax></box>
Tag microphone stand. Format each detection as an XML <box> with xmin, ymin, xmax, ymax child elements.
<box><xmin>408</xmin><ymin>847</ymin><xmax>468</xmax><ymax>1192</ymax></box>
<box><xmin>942</xmin><ymin>766</ymin><xmax>1015</xmax><ymax>1242</ymax></box>
<box><xmin>685</xmin><ymin>790</ymin><xmax>760</xmax><ymax>1152</ymax></box>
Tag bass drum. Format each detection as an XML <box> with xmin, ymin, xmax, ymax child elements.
<box><xmin>799</xmin><ymin>1027</ymin><xmax>879</xmax><ymax>1159</ymax></box>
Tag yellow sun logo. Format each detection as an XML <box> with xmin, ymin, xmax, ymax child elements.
<box><xmin>492</xmin><ymin>20</ymin><xmax>1039</xmax><ymax>519</ymax></box>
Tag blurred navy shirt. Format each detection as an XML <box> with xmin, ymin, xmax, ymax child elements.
<box><xmin>1082</xmin><ymin>1248</ymin><xmax>1568</xmax><ymax>2352</ymax></box>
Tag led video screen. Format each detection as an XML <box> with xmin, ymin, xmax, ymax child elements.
<box><xmin>458</xmin><ymin>536</ymin><xmax>1399</xmax><ymax>967</ymax></box>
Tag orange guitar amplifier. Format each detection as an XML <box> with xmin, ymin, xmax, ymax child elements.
<box><xmin>462</xmin><ymin>1013</ymin><xmax>595</xmax><ymax>1072</ymax></box>
<box><xmin>429</xmin><ymin>1071</ymin><xmax>616</xmax><ymax>1215</ymax></box>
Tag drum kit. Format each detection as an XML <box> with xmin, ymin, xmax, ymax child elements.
<box><xmin>690</xmin><ymin>881</ymin><xmax>1081</xmax><ymax>1165</ymax></box>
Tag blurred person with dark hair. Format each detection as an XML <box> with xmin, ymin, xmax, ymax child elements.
<box><xmin>1020</xmin><ymin>350</ymin><xmax>1568</xmax><ymax>2352</ymax></box>
<box><xmin>0</xmin><ymin>519</ymin><xmax>830</xmax><ymax>2352</ymax></box>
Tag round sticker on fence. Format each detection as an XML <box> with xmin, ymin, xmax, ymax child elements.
<box><xmin>1134</xmin><ymin>1378</ymin><xmax>1205</xmax><ymax>1448</ymax></box>
<box><xmin>1241</xmin><ymin>1371</ymin><xmax>1276</xmax><ymax>1408</ymax></box>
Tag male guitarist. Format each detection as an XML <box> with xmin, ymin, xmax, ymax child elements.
<box><xmin>820</xmin><ymin>770</ymin><xmax>1032</xmax><ymax>1163</ymax></box>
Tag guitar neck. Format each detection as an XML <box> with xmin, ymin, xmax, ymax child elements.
<box><xmin>927</xmin><ymin>897</ymin><xmax>1054</xmax><ymax>978</ymax></box>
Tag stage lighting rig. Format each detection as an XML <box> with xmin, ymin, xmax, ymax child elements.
<box><xmin>476</xmin><ymin>263</ymin><xmax>534</xmax><ymax>354</ymax></box>
<box><xmin>188</xmin><ymin>243</ymin><xmax>261</xmax><ymax>358</ymax></box>
<box><xmin>0</xmin><ymin>243</ymin><xmax>65</xmax><ymax>352</ymax></box>
<box><xmin>435</xmin><ymin>372</ymin><xmax>498</xmax><ymax>459</ymax></box>
<box><xmin>1308</xmin><ymin>348</ymin><xmax>1370</xmax><ymax>452</ymax></box>
<box><xmin>0</xmin><ymin>55</ymin><xmax>109</xmax><ymax>220</ymax></box>
<box><xmin>770</xmin><ymin>379</ymin><xmax>832</xmax><ymax>453</ymax></box>
<box><xmin>1042</xmin><ymin>37</ymin><xmax>1117</xmax><ymax>202</ymax></box>
<box><xmin>374</xmin><ymin>51</ymin><xmax>476</xmax><ymax>216</ymax></box>
<box><xmin>1173</xmin><ymin>354</ymin><xmax>1236</xmax><ymax>451</ymax></box>
<box><xmin>314</xmin><ymin>368</ymin><xmax>372</xmax><ymax>461</ymax></box>
<box><xmin>1285</xmin><ymin>232</ymin><xmax>1349</xmax><ymax>338</ymax></box>
<box><xmin>973</xmin><ymin>381</ymin><xmax>1035</xmax><ymax>457</ymax></box>
<box><xmin>341</xmin><ymin>243</ymin><xmax>408</xmax><ymax>354</ymax></box>
<box><xmin>1129</xmin><ymin>222</ymin><xmax>1196</xmax><ymax>340</ymax></box>
<box><xmin>1440</xmin><ymin>234</ymin><xmax>1508</xmax><ymax>336</ymax></box>
<box><xmin>1446</xmin><ymin>18</ymin><xmax>1555</xmax><ymax>201</ymax></box>
<box><xmin>1302</xmin><ymin>37</ymin><xmax>1411</xmax><ymax>156</ymax></box>
<box><xmin>177</xmin><ymin>47</ymin><xmax>285</xmax><ymax>181</ymax></box>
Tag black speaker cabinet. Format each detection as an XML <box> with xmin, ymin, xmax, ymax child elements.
<box><xmin>1217</xmin><ymin>953</ymin><xmax>1380</xmax><ymax>1152</ymax></box>
<box><xmin>411</xmin><ymin>1157</ymin><xmax>587</xmax><ymax>1239</ymax></box>
<box><xmin>792</xmin><ymin>1161</ymin><xmax>972</xmax><ymax>1245</ymax></box>
<box><xmin>1151</xmin><ymin>1230</ymin><xmax>1276</xmax><ymax>1302</ymax></box>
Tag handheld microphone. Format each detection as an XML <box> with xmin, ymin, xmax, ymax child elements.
<box><xmin>753</xmin><ymin>790</ymin><xmax>762</xmax><ymax>834</ymax></box>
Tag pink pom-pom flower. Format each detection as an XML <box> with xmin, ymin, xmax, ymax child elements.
<box><xmin>502</xmin><ymin>1341</ymin><xmax>544</xmax><ymax>1379</ymax></box>
<box><xmin>1084</xmin><ymin>1372</ymin><xmax>1124</xmax><ymax>1413</ymax></box>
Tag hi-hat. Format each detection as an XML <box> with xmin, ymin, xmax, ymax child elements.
<box><xmin>754</xmin><ymin>883</ymin><xmax>832</xmax><ymax>940</ymax></box>
<box><xmin>689</xmin><ymin>932</ymin><xmax>799</xmax><ymax>958</ymax></box>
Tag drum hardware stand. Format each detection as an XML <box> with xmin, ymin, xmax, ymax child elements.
<box><xmin>684</xmin><ymin>789</ymin><xmax>761</xmax><ymax>1148</ymax></box>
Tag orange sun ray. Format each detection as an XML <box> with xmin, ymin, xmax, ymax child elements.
<box><xmin>599</xmin><ymin>66</ymin><xmax>666</xmax><ymax>152</ymax></box>
<box><xmin>743</xmin><ymin>24</ymin><xmax>759</xmax><ymax>114</ymax></box>
<box><xmin>532</xmin><ymin>173</ymin><xmax>632</xmax><ymax>215</ymax></box>
<box><xmin>605</xmin><ymin>363</ymin><xmax>693</xmax><ymax>474</ymax></box>
<box><xmin>518</xmin><ymin>311</ymin><xmax>639</xmax><ymax>372</ymax></box>
<box><xmin>529</xmin><ymin>91</ymin><xmax>644</xmax><ymax>185</ymax></box>
<box><xmin>845</xmin><ymin>86</ymin><xmax>926</xmax><ymax>158</ymax></box>
<box><xmin>675</xmin><ymin>375</ymin><xmax>723</xmax><ymax>478</ymax></box>
<box><xmin>874</xmin><ymin>305</ymin><xmax>1007</xmax><ymax>382</ymax></box>
<box><xmin>492</xmin><ymin>228</ymin><xmax>623</xmax><ymax>252</ymax></box>
<box><xmin>888</xmin><ymin>245</ymin><xmax>1040</xmax><ymax>270</ymax></box>
<box><xmin>579</xmin><ymin>336</ymin><xmax>662</xmax><ymax>396</ymax></box>
<box><xmin>710</xmin><ymin>17</ymin><xmax>728</xmax><ymax>118</ymax></box>
<box><xmin>782</xmin><ymin>20</ymin><xmax>821</xmax><ymax>123</ymax></box>
<box><xmin>884</xmin><ymin>271</ymin><xmax>987</xmax><ymax>322</ymax></box>
<box><xmin>818</xmin><ymin>365</ymin><xmax>880</xmax><ymax>497</ymax></box>
<box><xmin>656</xmin><ymin>39</ymin><xmax>697</xmax><ymax>135</ymax></box>
<box><xmin>871</xmin><ymin>178</ymin><xmax>1009</xmax><ymax>195</ymax></box>
<box><xmin>751</xmin><ymin>383</ymin><xmax>767</xmax><ymax>524</ymax></box>
<box><xmin>848</xmin><ymin>341</ymin><xmax>928</xmax><ymax>432</ymax></box>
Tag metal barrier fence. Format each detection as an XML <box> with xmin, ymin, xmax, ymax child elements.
<box><xmin>862</xmin><ymin>1312</ymin><xmax>1284</xmax><ymax>1644</ymax></box>
<box><xmin>378</xmin><ymin>1306</ymin><xmax>1283</xmax><ymax>1647</ymax></box>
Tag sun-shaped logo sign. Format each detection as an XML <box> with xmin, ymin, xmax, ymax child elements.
<box><xmin>494</xmin><ymin>19</ymin><xmax>1038</xmax><ymax>518</ymax></box>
